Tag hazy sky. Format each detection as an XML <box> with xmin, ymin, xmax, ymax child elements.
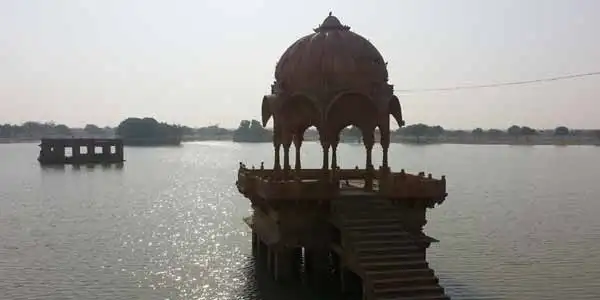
<box><xmin>1</xmin><ymin>0</ymin><xmax>599</xmax><ymax>129</ymax></box>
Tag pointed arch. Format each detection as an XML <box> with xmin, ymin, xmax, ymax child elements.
<box><xmin>388</xmin><ymin>95</ymin><xmax>405</xmax><ymax>127</ymax></box>
<box><xmin>261</xmin><ymin>95</ymin><xmax>278</xmax><ymax>127</ymax></box>
<box><xmin>279</xmin><ymin>93</ymin><xmax>321</xmax><ymax>135</ymax></box>
<box><xmin>277</xmin><ymin>94</ymin><xmax>321</xmax><ymax>171</ymax></box>
<box><xmin>289</xmin><ymin>92</ymin><xmax>321</xmax><ymax>114</ymax></box>
<box><xmin>325</xmin><ymin>91</ymin><xmax>378</xmax><ymax>137</ymax></box>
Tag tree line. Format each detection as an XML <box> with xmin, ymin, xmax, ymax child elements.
<box><xmin>0</xmin><ymin>118</ymin><xmax>183</xmax><ymax>143</ymax></box>
<box><xmin>0</xmin><ymin>122</ymin><xmax>110</xmax><ymax>139</ymax></box>
<box><xmin>3</xmin><ymin>119</ymin><xmax>600</xmax><ymax>143</ymax></box>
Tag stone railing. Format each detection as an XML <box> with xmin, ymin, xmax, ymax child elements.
<box><xmin>379</xmin><ymin>170</ymin><xmax>447</xmax><ymax>203</ymax></box>
<box><xmin>236</xmin><ymin>163</ymin><xmax>446</xmax><ymax>202</ymax></box>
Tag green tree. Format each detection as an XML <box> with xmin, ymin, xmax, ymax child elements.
<box><xmin>197</xmin><ymin>125</ymin><xmax>231</xmax><ymax>138</ymax></box>
<box><xmin>238</xmin><ymin>120</ymin><xmax>250</xmax><ymax>131</ymax></box>
<box><xmin>116</xmin><ymin>117</ymin><xmax>182</xmax><ymax>145</ymax></box>
<box><xmin>400</xmin><ymin>123</ymin><xmax>431</xmax><ymax>143</ymax></box>
<box><xmin>250</xmin><ymin>120</ymin><xmax>263</xmax><ymax>131</ymax></box>
<box><xmin>487</xmin><ymin>129</ymin><xmax>503</xmax><ymax>137</ymax></box>
<box><xmin>84</xmin><ymin>124</ymin><xmax>104</xmax><ymax>135</ymax></box>
<box><xmin>0</xmin><ymin>124</ymin><xmax>16</xmax><ymax>138</ymax></box>
<box><xmin>340</xmin><ymin>125</ymin><xmax>362</xmax><ymax>143</ymax></box>
<box><xmin>428</xmin><ymin>125</ymin><xmax>445</xmax><ymax>138</ymax></box>
<box><xmin>507</xmin><ymin>125</ymin><xmax>521</xmax><ymax>140</ymax></box>
<box><xmin>21</xmin><ymin>121</ymin><xmax>45</xmax><ymax>137</ymax></box>
<box><xmin>554</xmin><ymin>126</ymin><xmax>569</xmax><ymax>136</ymax></box>
<box><xmin>554</xmin><ymin>126</ymin><xmax>570</xmax><ymax>144</ymax></box>
<box><xmin>53</xmin><ymin>124</ymin><xmax>71</xmax><ymax>136</ymax></box>
<box><xmin>472</xmin><ymin>128</ymin><xmax>484</xmax><ymax>140</ymax></box>
<box><xmin>233</xmin><ymin>119</ymin><xmax>270</xmax><ymax>142</ymax></box>
<box><xmin>521</xmin><ymin>126</ymin><xmax>536</xmax><ymax>135</ymax></box>
<box><xmin>520</xmin><ymin>126</ymin><xmax>537</xmax><ymax>143</ymax></box>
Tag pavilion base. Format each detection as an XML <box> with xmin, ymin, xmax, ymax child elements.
<box><xmin>243</xmin><ymin>193</ymin><xmax>451</xmax><ymax>300</ymax></box>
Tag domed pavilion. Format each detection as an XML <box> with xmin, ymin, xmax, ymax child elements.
<box><xmin>237</xmin><ymin>14</ymin><xmax>450</xmax><ymax>300</ymax></box>
<box><xmin>261</xmin><ymin>13</ymin><xmax>404</xmax><ymax>172</ymax></box>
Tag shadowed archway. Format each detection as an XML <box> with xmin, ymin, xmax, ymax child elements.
<box><xmin>325</xmin><ymin>92</ymin><xmax>378</xmax><ymax>170</ymax></box>
<box><xmin>279</xmin><ymin>94</ymin><xmax>320</xmax><ymax>170</ymax></box>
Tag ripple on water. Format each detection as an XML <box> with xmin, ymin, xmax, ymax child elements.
<box><xmin>1</xmin><ymin>142</ymin><xmax>600</xmax><ymax>299</ymax></box>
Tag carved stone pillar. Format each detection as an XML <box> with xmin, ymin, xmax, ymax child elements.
<box><xmin>252</xmin><ymin>231</ymin><xmax>258</xmax><ymax>257</ymax></box>
<box><xmin>115</xmin><ymin>141</ymin><xmax>124</xmax><ymax>161</ymax></box>
<box><xmin>282</xmin><ymin>132</ymin><xmax>293</xmax><ymax>172</ymax></box>
<box><xmin>305</xmin><ymin>248</ymin><xmax>330</xmax><ymax>290</ymax></box>
<box><xmin>267</xmin><ymin>245</ymin><xmax>275</xmax><ymax>276</ymax></box>
<box><xmin>73</xmin><ymin>145</ymin><xmax>80</xmax><ymax>158</ymax></box>
<box><xmin>273</xmin><ymin>144</ymin><xmax>281</xmax><ymax>170</ymax></box>
<box><xmin>273</xmin><ymin>126</ymin><xmax>282</xmax><ymax>170</ymax></box>
<box><xmin>102</xmin><ymin>145</ymin><xmax>110</xmax><ymax>157</ymax></box>
<box><xmin>293</xmin><ymin>134</ymin><xmax>303</xmax><ymax>170</ymax></box>
<box><xmin>87</xmin><ymin>143</ymin><xmax>94</xmax><ymax>157</ymax></box>
<box><xmin>363</xmin><ymin>131</ymin><xmax>374</xmax><ymax>170</ymax></box>
<box><xmin>255</xmin><ymin>238</ymin><xmax>268</xmax><ymax>269</ymax></box>
<box><xmin>283</xmin><ymin>144</ymin><xmax>291</xmax><ymax>171</ymax></box>
<box><xmin>56</xmin><ymin>143</ymin><xmax>66</xmax><ymax>159</ymax></box>
<box><xmin>321</xmin><ymin>143</ymin><xmax>330</xmax><ymax>170</ymax></box>
<box><xmin>291</xmin><ymin>247</ymin><xmax>302</xmax><ymax>280</ymax></box>
<box><xmin>380</xmin><ymin>128</ymin><xmax>390</xmax><ymax>168</ymax></box>
<box><xmin>363</xmin><ymin>129</ymin><xmax>375</xmax><ymax>190</ymax></box>
<box><xmin>331</xmin><ymin>142</ymin><xmax>338</xmax><ymax>170</ymax></box>
<box><xmin>273</xmin><ymin>248</ymin><xmax>294</xmax><ymax>282</ymax></box>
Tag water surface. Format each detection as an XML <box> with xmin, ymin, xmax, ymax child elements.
<box><xmin>1</xmin><ymin>142</ymin><xmax>599</xmax><ymax>299</ymax></box>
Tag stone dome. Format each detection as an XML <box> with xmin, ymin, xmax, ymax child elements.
<box><xmin>274</xmin><ymin>14</ymin><xmax>389</xmax><ymax>94</ymax></box>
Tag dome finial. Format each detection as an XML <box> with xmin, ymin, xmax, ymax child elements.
<box><xmin>314</xmin><ymin>13</ymin><xmax>350</xmax><ymax>33</ymax></box>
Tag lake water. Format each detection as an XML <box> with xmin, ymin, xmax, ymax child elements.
<box><xmin>1</xmin><ymin>142</ymin><xmax>599</xmax><ymax>300</ymax></box>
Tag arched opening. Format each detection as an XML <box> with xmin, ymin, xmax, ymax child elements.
<box><xmin>335</xmin><ymin>126</ymin><xmax>388</xmax><ymax>170</ymax></box>
<box><xmin>334</xmin><ymin>125</ymin><xmax>363</xmax><ymax>171</ymax></box>
<box><xmin>325</xmin><ymin>92</ymin><xmax>378</xmax><ymax>170</ymax></box>
<box><xmin>339</xmin><ymin>125</ymin><xmax>362</xmax><ymax>144</ymax></box>
<box><xmin>286</xmin><ymin>125</ymin><xmax>322</xmax><ymax>170</ymax></box>
<box><xmin>278</xmin><ymin>94</ymin><xmax>320</xmax><ymax>171</ymax></box>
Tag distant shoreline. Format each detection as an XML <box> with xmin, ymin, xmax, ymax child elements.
<box><xmin>180</xmin><ymin>136</ymin><xmax>600</xmax><ymax>146</ymax></box>
<box><xmin>2</xmin><ymin>136</ymin><xmax>599</xmax><ymax>147</ymax></box>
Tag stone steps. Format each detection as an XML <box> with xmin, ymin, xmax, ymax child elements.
<box><xmin>356</xmin><ymin>246</ymin><xmax>423</xmax><ymax>257</ymax></box>
<box><xmin>343</xmin><ymin>218</ymin><xmax>407</xmax><ymax>226</ymax></box>
<box><xmin>366</xmin><ymin>269</ymin><xmax>436</xmax><ymax>281</ymax></box>
<box><xmin>374</xmin><ymin>286</ymin><xmax>446</xmax><ymax>299</ymax></box>
<box><xmin>355</xmin><ymin>239</ymin><xmax>423</xmax><ymax>248</ymax></box>
<box><xmin>372</xmin><ymin>276</ymin><xmax>440</xmax><ymax>290</ymax></box>
<box><xmin>353</xmin><ymin>230</ymin><xmax>410</xmax><ymax>237</ymax></box>
<box><xmin>362</xmin><ymin>260</ymin><xmax>429</xmax><ymax>271</ymax></box>
<box><xmin>359</xmin><ymin>253</ymin><xmax>425</xmax><ymax>263</ymax></box>
<box><xmin>332</xmin><ymin>199</ymin><xmax>450</xmax><ymax>300</ymax></box>
<box><xmin>343</xmin><ymin>223</ymin><xmax>403</xmax><ymax>231</ymax></box>
<box><xmin>378</xmin><ymin>293</ymin><xmax>451</xmax><ymax>300</ymax></box>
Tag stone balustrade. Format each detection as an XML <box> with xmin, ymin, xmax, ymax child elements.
<box><xmin>236</xmin><ymin>163</ymin><xmax>447</xmax><ymax>204</ymax></box>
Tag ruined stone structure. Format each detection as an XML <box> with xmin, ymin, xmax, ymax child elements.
<box><xmin>237</xmin><ymin>14</ymin><xmax>450</xmax><ymax>299</ymax></box>
<box><xmin>38</xmin><ymin>138</ymin><xmax>124</xmax><ymax>165</ymax></box>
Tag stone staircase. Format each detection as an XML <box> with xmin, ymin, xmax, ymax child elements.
<box><xmin>332</xmin><ymin>198</ymin><xmax>450</xmax><ymax>300</ymax></box>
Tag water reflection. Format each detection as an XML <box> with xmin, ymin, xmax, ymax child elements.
<box><xmin>234</xmin><ymin>256</ymin><xmax>340</xmax><ymax>300</ymax></box>
<box><xmin>39</xmin><ymin>164</ymin><xmax>66</xmax><ymax>172</ymax></box>
<box><xmin>2</xmin><ymin>142</ymin><xmax>600</xmax><ymax>299</ymax></box>
<box><xmin>439</xmin><ymin>277</ymin><xmax>503</xmax><ymax>300</ymax></box>
<box><xmin>40</xmin><ymin>163</ymin><xmax>124</xmax><ymax>172</ymax></box>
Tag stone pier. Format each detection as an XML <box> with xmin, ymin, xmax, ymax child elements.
<box><xmin>38</xmin><ymin>138</ymin><xmax>124</xmax><ymax>165</ymax></box>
